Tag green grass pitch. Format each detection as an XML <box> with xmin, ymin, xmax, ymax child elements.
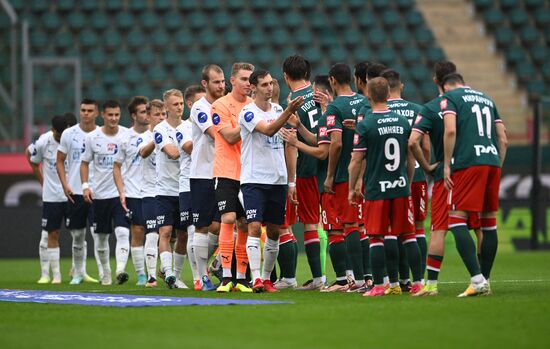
<box><xmin>1</xmin><ymin>244</ymin><xmax>550</xmax><ymax>348</ymax></box>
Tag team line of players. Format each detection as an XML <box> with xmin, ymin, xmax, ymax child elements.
<box><xmin>28</xmin><ymin>56</ymin><xmax>507</xmax><ymax>297</ymax></box>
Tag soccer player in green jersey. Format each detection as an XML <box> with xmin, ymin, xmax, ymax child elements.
<box><xmin>382</xmin><ymin>69</ymin><xmax>429</xmax><ymax>290</ymax></box>
<box><xmin>440</xmin><ymin>73</ymin><xmax>508</xmax><ymax>297</ymax></box>
<box><xmin>324</xmin><ymin>63</ymin><xmax>367</xmax><ymax>292</ymax></box>
<box><xmin>282</xmin><ymin>55</ymin><xmax>326</xmax><ymax>290</ymax></box>
<box><xmin>349</xmin><ymin>77</ymin><xmax>423</xmax><ymax>297</ymax></box>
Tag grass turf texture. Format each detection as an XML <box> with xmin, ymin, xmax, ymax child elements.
<box><xmin>1</xmin><ymin>249</ymin><xmax>549</xmax><ymax>348</ymax></box>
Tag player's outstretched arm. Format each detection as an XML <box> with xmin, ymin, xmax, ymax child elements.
<box><xmin>495</xmin><ymin>122</ymin><xmax>508</xmax><ymax>166</ymax></box>
<box><xmin>286</xmin><ymin>114</ymin><xmax>318</xmax><ymax>146</ymax></box>
<box><xmin>254</xmin><ymin>96</ymin><xmax>304</xmax><ymax>137</ymax></box>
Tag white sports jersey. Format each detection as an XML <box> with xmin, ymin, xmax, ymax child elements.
<box><xmin>81</xmin><ymin>126</ymin><xmax>128</xmax><ymax>200</ymax></box>
<box><xmin>178</xmin><ymin>119</ymin><xmax>193</xmax><ymax>193</ymax></box>
<box><xmin>137</xmin><ymin>130</ymin><xmax>157</xmax><ymax>198</ymax></box>
<box><xmin>115</xmin><ymin>127</ymin><xmax>146</xmax><ymax>199</ymax></box>
<box><xmin>189</xmin><ymin>96</ymin><xmax>215</xmax><ymax>179</ymax></box>
<box><xmin>239</xmin><ymin>102</ymin><xmax>287</xmax><ymax>185</ymax></box>
<box><xmin>57</xmin><ymin>124</ymin><xmax>97</xmax><ymax>195</ymax></box>
<box><xmin>154</xmin><ymin>120</ymin><xmax>182</xmax><ymax>197</ymax></box>
<box><xmin>30</xmin><ymin>132</ymin><xmax>66</xmax><ymax>202</ymax></box>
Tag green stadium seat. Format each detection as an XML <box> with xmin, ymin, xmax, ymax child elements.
<box><xmin>332</xmin><ymin>10</ymin><xmax>349</xmax><ymax>29</ymax></box>
<box><xmin>309</xmin><ymin>12</ymin><xmax>327</xmax><ymax>30</ymax></box>
<box><xmin>86</xmin><ymin>84</ymin><xmax>108</xmax><ymax>101</ymax></box>
<box><xmin>102</xmin><ymin>30</ymin><xmax>122</xmax><ymax>51</ymax></box>
<box><xmin>154</xmin><ymin>0</ymin><xmax>172</xmax><ymax>12</ymax></box>
<box><xmin>323</xmin><ymin>0</ymin><xmax>340</xmax><ymax>10</ymax></box>
<box><xmin>405</xmin><ymin>9</ymin><xmax>424</xmax><ymax>28</ymax></box>
<box><xmin>137</xmin><ymin>50</ymin><xmax>156</xmax><ymax>67</ymax></box>
<box><xmin>520</xmin><ymin>26</ymin><xmax>540</xmax><ymax>46</ymax></box>
<box><xmin>348</xmin><ymin>0</ymin><xmax>366</xmax><ymax>11</ymax></box>
<box><xmin>303</xmin><ymin>46</ymin><xmax>322</xmax><ymax>65</ymax></box>
<box><xmin>344</xmin><ymin>28</ymin><xmax>362</xmax><ymax>47</ymax></box>
<box><xmin>494</xmin><ymin>27</ymin><xmax>514</xmax><ymax>49</ymax></box>
<box><xmin>127</xmin><ymin>30</ymin><xmax>146</xmax><ymax>50</ymax></box>
<box><xmin>206</xmin><ymin>47</ymin><xmax>227</xmax><ymax>66</ymax></box>
<box><xmin>545</xmin><ymin>27</ymin><xmax>550</xmax><ymax>45</ymax></box>
<box><xmin>402</xmin><ymin>88</ymin><xmax>422</xmax><ymax>104</ymax></box>
<box><xmin>249</xmin><ymin>29</ymin><xmax>267</xmax><ymax>48</ymax></box>
<box><xmin>148</xmin><ymin>66</ymin><xmax>168</xmax><ymax>85</ymax></box>
<box><xmin>257</xmin><ymin>47</ymin><xmax>274</xmax><ymax>66</ymax></box>
<box><xmin>279</xmin><ymin>46</ymin><xmax>297</xmax><ymax>61</ymax></box>
<box><xmin>352</xmin><ymin>47</ymin><xmax>374</xmax><ymax>61</ymax></box>
<box><xmin>420</xmin><ymin>81</ymin><xmax>437</xmax><ymax>101</ymax></box>
<box><xmin>81</xmin><ymin>2</ymin><xmax>99</xmax><ymax>12</ymax></box>
<box><xmin>223</xmin><ymin>28</ymin><xmax>242</xmax><ymax>46</ymax></box>
<box><xmin>534</xmin><ymin>9</ymin><xmax>550</xmax><ymax>28</ymax></box>
<box><xmin>123</xmin><ymin>66</ymin><xmax>141</xmax><ymax>85</ymax></box>
<box><xmin>175</xmin><ymin>29</ymin><xmax>193</xmax><ymax>47</ymax></box>
<box><xmin>415</xmin><ymin>27</ymin><xmax>434</xmax><ymax>47</ymax></box>
<box><xmin>30</xmin><ymin>30</ymin><xmax>49</xmax><ymax>51</ymax></box>
<box><xmin>139</xmin><ymin>12</ymin><xmax>158</xmax><ymax>31</ymax></box>
<box><xmin>88</xmin><ymin>48</ymin><xmax>107</xmax><ymax>68</ymax></box>
<box><xmin>111</xmin><ymin>82</ymin><xmax>131</xmax><ymax>99</ymax></box>
<box><xmin>318</xmin><ymin>29</ymin><xmax>338</xmax><ymax>48</ymax></box>
<box><xmin>150</xmin><ymin>29</ymin><xmax>169</xmax><ymax>48</ymax></box>
<box><xmin>294</xmin><ymin>30</ymin><xmax>314</xmax><ymax>48</ymax></box>
<box><xmin>504</xmin><ymin>44</ymin><xmax>527</xmax><ymax>67</ymax></box>
<box><xmin>271</xmin><ymin>28</ymin><xmax>290</xmax><ymax>47</ymax></box>
<box><xmin>188</xmin><ymin>11</ymin><xmax>208</xmax><ymax>31</ymax></box>
<box><xmin>164</xmin><ymin>12</ymin><xmax>182</xmax><ymax>31</ymax></box>
<box><xmin>231</xmin><ymin>47</ymin><xmax>254</xmax><ymax>62</ymax></box>
<box><xmin>41</xmin><ymin>12</ymin><xmax>61</xmax><ymax>31</ymax></box>
<box><xmin>328</xmin><ymin>46</ymin><xmax>347</xmax><ymax>63</ymax></box>
<box><xmin>173</xmin><ymin>66</ymin><xmax>193</xmax><ymax>83</ymax></box>
<box><xmin>57</xmin><ymin>0</ymin><xmax>76</xmax><ymax>13</ymax></box>
<box><xmin>129</xmin><ymin>0</ymin><xmax>147</xmax><ymax>12</ymax></box>
<box><xmin>356</xmin><ymin>12</ymin><xmax>377</xmax><ymax>29</ymax></box>
<box><xmin>425</xmin><ymin>46</ymin><xmax>445</xmax><ymax>64</ymax></box>
<box><xmin>473</xmin><ymin>0</ymin><xmax>493</xmax><ymax>11</ymax></box>
<box><xmin>396</xmin><ymin>0</ymin><xmax>415</xmax><ymax>12</ymax></box>
<box><xmin>372</xmin><ymin>0</ymin><xmax>390</xmax><ymax>11</ymax></box>
<box><xmin>261</xmin><ymin>11</ymin><xmax>280</xmax><ymax>30</ymax></box>
<box><xmin>32</xmin><ymin>0</ymin><xmax>49</xmax><ymax>13</ymax></box>
<box><xmin>500</xmin><ymin>0</ymin><xmax>520</xmax><ymax>12</ymax></box>
<box><xmin>366</xmin><ymin>27</ymin><xmax>387</xmax><ymax>47</ymax></box>
<box><xmin>53</xmin><ymin>31</ymin><xmax>73</xmax><ymax>51</ymax></box>
<box><xmin>198</xmin><ymin>29</ymin><xmax>218</xmax><ymax>48</ymax></box>
<box><xmin>376</xmin><ymin>46</ymin><xmax>398</xmax><ymax>66</ymax></box>
<box><xmin>201</xmin><ymin>0</ymin><xmax>219</xmax><ymax>12</ymax></box>
<box><xmin>525</xmin><ymin>0</ymin><xmax>545</xmax><ymax>9</ymax></box>
<box><xmin>235</xmin><ymin>11</ymin><xmax>256</xmax><ymax>30</ymax></box>
<box><xmin>105</xmin><ymin>0</ymin><xmax>123</xmax><ymax>12</ymax></box>
<box><xmin>8</xmin><ymin>0</ymin><xmax>25</xmax><ymax>12</ymax></box>
<box><xmin>483</xmin><ymin>8</ymin><xmax>505</xmax><ymax>30</ymax></box>
<box><xmin>274</xmin><ymin>0</ymin><xmax>293</xmax><ymax>12</ymax></box>
<box><xmin>81</xmin><ymin>66</ymin><xmax>94</xmax><ymax>83</ymax></box>
<box><xmin>113</xmin><ymin>50</ymin><xmax>131</xmax><ymax>67</ymax></box>
<box><xmin>531</xmin><ymin>45</ymin><xmax>549</xmax><ymax>65</ymax></box>
<box><xmin>90</xmin><ymin>12</ymin><xmax>108</xmax><ymax>32</ymax></box>
<box><xmin>297</xmin><ymin>0</ymin><xmax>316</xmax><ymax>12</ymax></box>
<box><xmin>67</xmin><ymin>11</ymin><xmax>86</xmax><ymax>31</ymax></box>
<box><xmin>161</xmin><ymin>49</ymin><xmax>179</xmax><ymax>67</ymax></box>
<box><xmin>391</xmin><ymin>27</ymin><xmax>412</xmax><ymax>47</ymax></box>
<box><xmin>51</xmin><ymin>66</ymin><xmax>71</xmax><ymax>85</ymax></box>
<box><xmin>134</xmin><ymin>85</ymin><xmax>154</xmax><ymax>99</ymax></box>
<box><xmin>516</xmin><ymin>63</ymin><xmax>536</xmax><ymax>83</ymax></box>
<box><xmin>541</xmin><ymin>63</ymin><xmax>550</xmax><ymax>83</ymax></box>
<box><xmin>115</xmin><ymin>12</ymin><xmax>135</xmax><ymax>31</ymax></box>
<box><xmin>211</xmin><ymin>10</ymin><xmax>231</xmax><ymax>30</ymax></box>
<box><xmin>526</xmin><ymin>80</ymin><xmax>547</xmax><ymax>99</ymax></box>
<box><xmin>250</xmin><ymin>0</ymin><xmax>269</xmax><ymax>12</ymax></box>
<box><xmin>283</xmin><ymin>12</ymin><xmax>302</xmax><ymax>29</ymax></box>
<box><xmin>410</xmin><ymin>63</ymin><xmax>430</xmax><ymax>82</ymax></box>
<box><xmin>382</xmin><ymin>10</ymin><xmax>401</xmax><ymax>27</ymax></box>
<box><xmin>185</xmin><ymin>48</ymin><xmax>205</xmax><ymax>67</ymax></box>
<box><xmin>79</xmin><ymin>30</ymin><xmax>98</xmax><ymax>48</ymax></box>
<box><xmin>227</xmin><ymin>0</ymin><xmax>245</xmax><ymax>11</ymax></box>
<box><xmin>509</xmin><ymin>9</ymin><xmax>529</xmax><ymax>28</ymax></box>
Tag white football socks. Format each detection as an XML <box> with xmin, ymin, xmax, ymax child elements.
<box><xmin>160</xmin><ymin>251</ymin><xmax>173</xmax><ymax>277</ymax></box>
<box><xmin>114</xmin><ymin>226</ymin><xmax>130</xmax><ymax>275</ymax></box>
<box><xmin>186</xmin><ymin>226</ymin><xmax>199</xmax><ymax>281</ymax></box>
<box><xmin>207</xmin><ymin>232</ymin><xmax>219</xmax><ymax>258</ymax></box>
<box><xmin>95</xmin><ymin>233</ymin><xmax>111</xmax><ymax>277</ymax></box>
<box><xmin>91</xmin><ymin>229</ymin><xmax>104</xmax><ymax>279</ymax></box>
<box><xmin>262</xmin><ymin>238</ymin><xmax>279</xmax><ymax>281</ymax></box>
<box><xmin>70</xmin><ymin>228</ymin><xmax>86</xmax><ymax>277</ymax></box>
<box><xmin>47</xmin><ymin>247</ymin><xmax>61</xmax><ymax>280</ymax></box>
<box><xmin>194</xmin><ymin>232</ymin><xmax>210</xmax><ymax>279</ymax></box>
<box><xmin>173</xmin><ymin>252</ymin><xmax>186</xmax><ymax>280</ymax></box>
<box><xmin>246</xmin><ymin>236</ymin><xmax>261</xmax><ymax>281</ymax></box>
<box><xmin>39</xmin><ymin>230</ymin><xmax>49</xmax><ymax>277</ymax></box>
<box><xmin>131</xmin><ymin>246</ymin><xmax>145</xmax><ymax>276</ymax></box>
<box><xmin>144</xmin><ymin>233</ymin><xmax>158</xmax><ymax>279</ymax></box>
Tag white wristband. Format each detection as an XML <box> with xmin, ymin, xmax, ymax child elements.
<box><xmin>82</xmin><ymin>182</ymin><xmax>89</xmax><ymax>190</ymax></box>
<box><xmin>288</xmin><ymin>182</ymin><xmax>296</xmax><ymax>188</ymax></box>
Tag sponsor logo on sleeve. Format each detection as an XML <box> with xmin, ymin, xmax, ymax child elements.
<box><xmin>319</xmin><ymin>126</ymin><xmax>328</xmax><ymax>138</ymax></box>
<box><xmin>415</xmin><ymin>115</ymin><xmax>423</xmax><ymax>124</ymax></box>
<box><xmin>212</xmin><ymin>113</ymin><xmax>220</xmax><ymax>125</ymax></box>
<box><xmin>244</xmin><ymin>111</ymin><xmax>254</xmax><ymax>122</ymax></box>
<box><xmin>154</xmin><ymin>132</ymin><xmax>163</xmax><ymax>144</ymax></box>
<box><xmin>326</xmin><ymin>115</ymin><xmax>336</xmax><ymax>127</ymax></box>
<box><xmin>439</xmin><ymin>98</ymin><xmax>448</xmax><ymax>110</ymax></box>
<box><xmin>198</xmin><ymin>112</ymin><xmax>208</xmax><ymax>123</ymax></box>
<box><xmin>353</xmin><ymin>133</ymin><xmax>359</xmax><ymax>145</ymax></box>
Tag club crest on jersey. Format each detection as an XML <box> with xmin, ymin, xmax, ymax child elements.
<box><xmin>439</xmin><ymin>98</ymin><xmax>448</xmax><ymax>110</ymax></box>
<box><xmin>319</xmin><ymin>126</ymin><xmax>328</xmax><ymax>138</ymax></box>
<box><xmin>107</xmin><ymin>143</ymin><xmax>118</xmax><ymax>153</ymax></box>
<box><xmin>155</xmin><ymin>132</ymin><xmax>163</xmax><ymax>144</ymax></box>
<box><xmin>415</xmin><ymin>115</ymin><xmax>423</xmax><ymax>124</ymax></box>
<box><xmin>198</xmin><ymin>112</ymin><xmax>208</xmax><ymax>123</ymax></box>
<box><xmin>136</xmin><ymin>137</ymin><xmax>143</xmax><ymax>146</ymax></box>
<box><xmin>244</xmin><ymin>111</ymin><xmax>254</xmax><ymax>122</ymax></box>
<box><xmin>326</xmin><ymin>115</ymin><xmax>336</xmax><ymax>127</ymax></box>
<box><xmin>212</xmin><ymin>113</ymin><xmax>220</xmax><ymax>125</ymax></box>
<box><xmin>176</xmin><ymin>132</ymin><xmax>183</xmax><ymax>143</ymax></box>
<box><xmin>353</xmin><ymin>133</ymin><xmax>359</xmax><ymax>145</ymax></box>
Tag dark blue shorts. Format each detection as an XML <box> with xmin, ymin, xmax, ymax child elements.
<box><xmin>42</xmin><ymin>202</ymin><xmax>67</xmax><ymax>232</ymax></box>
<box><xmin>215</xmin><ymin>177</ymin><xmax>245</xmax><ymax>219</ymax></box>
<box><xmin>241</xmin><ymin>184</ymin><xmax>287</xmax><ymax>225</ymax></box>
<box><xmin>190</xmin><ymin>178</ymin><xmax>220</xmax><ymax>228</ymax></box>
<box><xmin>179</xmin><ymin>191</ymin><xmax>192</xmax><ymax>229</ymax></box>
<box><xmin>126</xmin><ymin>197</ymin><xmax>145</xmax><ymax>227</ymax></box>
<box><xmin>156</xmin><ymin>195</ymin><xmax>182</xmax><ymax>230</ymax></box>
<box><xmin>93</xmin><ymin>198</ymin><xmax>129</xmax><ymax>234</ymax></box>
<box><xmin>142</xmin><ymin>196</ymin><xmax>158</xmax><ymax>234</ymax></box>
<box><xmin>65</xmin><ymin>194</ymin><xmax>92</xmax><ymax>229</ymax></box>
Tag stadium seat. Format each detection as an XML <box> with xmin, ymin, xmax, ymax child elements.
<box><xmin>249</xmin><ymin>29</ymin><xmax>267</xmax><ymax>48</ymax></box>
<box><xmin>328</xmin><ymin>46</ymin><xmax>348</xmax><ymax>63</ymax></box>
<box><xmin>79</xmin><ymin>30</ymin><xmax>98</xmax><ymax>48</ymax></box>
<box><xmin>343</xmin><ymin>28</ymin><xmax>362</xmax><ymax>48</ymax></box>
<box><xmin>261</xmin><ymin>11</ymin><xmax>280</xmax><ymax>30</ymax></box>
<box><xmin>283</xmin><ymin>12</ymin><xmax>303</xmax><ymax>29</ymax></box>
<box><xmin>534</xmin><ymin>9</ymin><xmax>550</xmax><ymax>28</ymax></box>
<box><xmin>473</xmin><ymin>0</ymin><xmax>493</xmax><ymax>12</ymax></box>
<box><xmin>126</xmin><ymin>30</ymin><xmax>146</xmax><ymax>51</ymax></box>
<box><xmin>250</xmin><ymin>0</ymin><xmax>269</xmax><ymax>12</ymax></box>
<box><xmin>332</xmin><ymin>10</ymin><xmax>349</xmax><ymax>29</ymax></box>
<box><xmin>139</xmin><ymin>12</ymin><xmax>158</xmax><ymax>31</ymax></box>
<box><xmin>295</xmin><ymin>30</ymin><xmax>314</xmax><ymax>48</ymax></box>
<box><xmin>372</xmin><ymin>0</ymin><xmax>390</xmax><ymax>11</ymax></box>
<box><xmin>410</xmin><ymin>63</ymin><xmax>431</xmax><ymax>82</ymax></box>
<box><xmin>396</xmin><ymin>0</ymin><xmax>415</xmax><ymax>12</ymax></box>
<box><xmin>545</xmin><ymin>27</ymin><xmax>550</xmax><ymax>45</ymax></box>
<box><xmin>184</xmin><ymin>48</ymin><xmax>205</xmax><ymax>67</ymax></box>
<box><xmin>137</xmin><ymin>50</ymin><xmax>156</xmax><ymax>67</ymax></box>
<box><xmin>128</xmin><ymin>0</ymin><xmax>147</xmax><ymax>12</ymax></box>
<box><xmin>154</xmin><ymin>0</ymin><xmax>172</xmax><ymax>12</ymax></box>
<box><xmin>318</xmin><ymin>29</ymin><xmax>338</xmax><ymax>48</ymax></box>
<box><xmin>90</xmin><ymin>12</ymin><xmax>108</xmax><ymax>32</ymax></box>
<box><xmin>161</xmin><ymin>49</ymin><xmax>179</xmax><ymax>67</ymax></box>
<box><xmin>226</xmin><ymin>0</ymin><xmax>245</xmax><ymax>11</ymax></box>
<box><xmin>525</xmin><ymin>0</ymin><xmax>545</xmax><ymax>9</ymax></box>
<box><xmin>348</xmin><ymin>0</ymin><xmax>366</xmax><ymax>11</ymax></box>
<box><xmin>164</xmin><ymin>12</ymin><xmax>182</xmax><ymax>31</ymax></box>
<box><xmin>235</xmin><ymin>11</ymin><xmax>256</xmax><ymax>30</ymax></box>
<box><xmin>105</xmin><ymin>0</ymin><xmax>123</xmax><ymax>12</ymax></box>
<box><xmin>420</xmin><ymin>81</ymin><xmax>437</xmax><ymax>101</ymax></box>
<box><xmin>30</xmin><ymin>30</ymin><xmax>49</xmax><ymax>51</ymax></box>
<box><xmin>206</xmin><ymin>47</ymin><xmax>227</xmax><ymax>66</ymax></box>
<box><xmin>297</xmin><ymin>0</ymin><xmax>316</xmax><ymax>12</ymax></box>
<box><xmin>271</xmin><ymin>28</ymin><xmax>290</xmax><ymax>47</ymax></box>
<box><xmin>111</xmin><ymin>82</ymin><xmax>131</xmax><ymax>100</ymax></box>
<box><xmin>231</xmin><ymin>47</ymin><xmax>254</xmax><ymax>63</ymax></box>
<box><xmin>175</xmin><ymin>28</ymin><xmax>193</xmax><ymax>47</ymax></box>
<box><xmin>257</xmin><ymin>47</ymin><xmax>275</xmax><ymax>66</ymax></box>
<box><xmin>81</xmin><ymin>66</ymin><xmax>94</xmax><ymax>83</ymax></box>
<box><xmin>504</xmin><ymin>44</ymin><xmax>528</xmax><ymax>68</ymax></box>
<box><xmin>8</xmin><ymin>0</ymin><xmax>24</xmax><ymax>12</ymax></box>
<box><xmin>86</xmin><ymin>84</ymin><xmax>108</xmax><ymax>101</ymax></box>
<box><xmin>80</xmin><ymin>2</ymin><xmax>98</xmax><ymax>12</ymax></box>
<box><xmin>530</xmin><ymin>45</ymin><xmax>549</xmax><ymax>65</ymax></box>
<box><xmin>391</xmin><ymin>27</ymin><xmax>412</xmax><ymax>47</ymax></box>
<box><xmin>309</xmin><ymin>12</ymin><xmax>327</xmax><ymax>30</ymax></box>
<box><xmin>516</xmin><ymin>63</ymin><xmax>536</xmax><ymax>84</ymax></box>
<box><xmin>67</xmin><ymin>11</ymin><xmax>86</xmax><ymax>32</ymax></box>
<box><xmin>405</xmin><ymin>9</ymin><xmax>424</xmax><ymax>28</ymax></box>
<box><xmin>415</xmin><ymin>27</ymin><xmax>435</xmax><ymax>47</ymax></box>
<box><xmin>483</xmin><ymin>8</ymin><xmax>505</xmax><ymax>30</ymax></box>
<box><xmin>303</xmin><ymin>46</ymin><xmax>322</xmax><ymax>65</ymax></box>
<box><xmin>273</xmin><ymin>0</ymin><xmax>293</xmax><ymax>12</ymax></box>
<box><xmin>41</xmin><ymin>12</ymin><xmax>61</xmax><ymax>32</ymax></box>
<box><xmin>366</xmin><ymin>27</ymin><xmax>387</xmax><ymax>48</ymax></box>
<box><xmin>499</xmin><ymin>0</ymin><xmax>520</xmax><ymax>13</ymax></box>
<box><xmin>115</xmin><ymin>12</ymin><xmax>134</xmax><ymax>31</ymax></box>
<box><xmin>123</xmin><ymin>66</ymin><xmax>141</xmax><ymax>85</ymax></box>
<box><xmin>32</xmin><ymin>0</ymin><xmax>49</xmax><ymax>13</ymax></box>
<box><xmin>102</xmin><ymin>30</ymin><xmax>122</xmax><ymax>51</ymax></box>
<box><xmin>113</xmin><ymin>50</ymin><xmax>131</xmax><ymax>68</ymax></box>
<box><xmin>527</xmin><ymin>80</ymin><xmax>547</xmax><ymax>100</ymax></box>
<box><xmin>53</xmin><ymin>31</ymin><xmax>73</xmax><ymax>51</ymax></box>
<box><xmin>223</xmin><ymin>28</ymin><xmax>242</xmax><ymax>47</ymax></box>
<box><xmin>382</xmin><ymin>10</ymin><xmax>401</xmax><ymax>28</ymax></box>
<box><xmin>352</xmin><ymin>47</ymin><xmax>373</xmax><ymax>61</ymax></box>
<box><xmin>211</xmin><ymin>10</ymin><xmax>231</xmax><ymax>30</ymax></box>
<box><xmin>494</xmin><ymin>27</ymin><xmax>515</xmax><ymax>49</ymax></box>
<box><xmin>520</xmin><ymin>26</ymin><xmax>540</xmax><ymax>46</ymax></box>
<box><xmin>541</xmin><ymin>63</ymin><xmax>550</xmax><ymax>83</ymax></box>
<box><xmin>509</xmin><ymin>8</ymin><xmax>529</xmax><ymax>28</ymax></box>
<box><xmin>148</xmin><ymin>66</ymin><xmax>168</xmax><ymax>85</ymax></box>
<box><xmin>173</xmin><ymin>66</ymin><xmax>193</xmax><ymax>83</ymax></box>
<box><xmin>356</xmin><ymin>12</ymin><xmax>377</xmax><ymax>29</ymax></box>
<box><xmin>377</xmin><ymin>46</ymin><xmax>398</xmax><ymax>66</ymax></box>
<box><xmin>101</xmin><ymin>68</ymin><xmax>120</xmax><ymax>87</ymax></box>
<box><xmin>150</xmin><ymin>29</ymin><xmax>170</xmax><ymax>49</ymax></box>
<box><xmin>198</xmin><ymin>30</ymin><xmax>218</xmax><ymax>48</ymax></box>
<box><xmin>188</xmin><ymin>11</ymin><xmax>208</xmax><ymax>31</ymax></box>
<box><xmin>88</xmin><ymin>48</ymin><xmax>107</xmax><ymax>68</ymax></box>
<box><xmin>51</xmin><ymin>66</ymin><xmax>71</xmax><ymax>85</ymax></box>
<box><xmin>57</xmin><ymin>0</ymin><xmax>76</xmax><ymax>13</ymax></box>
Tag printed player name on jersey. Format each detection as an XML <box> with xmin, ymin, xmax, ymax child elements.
<box><xmin>300</xmin><ymin>99</ymin><xmax>316</xmax><ymax>112</ymax></box>
<box><xmin>378</xmin><ymin>126</ymin><xmax>405</xmax><ymax>136</ymax></box>
<box><xmin>461</xmin><ymin>94</ymin><xmax>494</xmax><ymax>108</ymax></box>
<box><xmin>393</xmin><ymin>109</ymin><xmax>416</xmax><ymax>118</ymax></box>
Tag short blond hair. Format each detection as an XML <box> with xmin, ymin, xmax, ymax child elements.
<box><xmin>147</xmin><ymin>99</ymin><xmax>164</xmax><ymax>113</ymax></box>
<box><xmin>162</xmin><ymin>88</ymin><xmax>183</xmax><ymax>102</ymax></box>
<box><xmin>231</xmin><ymin>62</ymin><xmax>254</xmax><ymax>77</ymax></box>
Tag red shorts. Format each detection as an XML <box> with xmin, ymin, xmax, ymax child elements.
<box><xmin>411</xmin><ymin>181</ymin><xmax>428</xmax><ymax>221</ymax></box>
<box><xmin>467</xmin><ymin>212</ymin><xmax>481</xmax><ymax>230</ymax></box>
<box><xmin>296</xmin><ymin>176</ymin><xmax>320</xmax><ymax>224</ymax></box>
<box><xmin>430</xmin><ymin>180</ymin><xmax>449</xmax><ymax>232</ymax></box>
<box><xmin>449</xmin><ymin>165</ymin><xmax>500</xmax><ymax>212</ymax></box>
<box><xmin>365</xmin><ymin>196</ymin><xmax>415</xmax><ymax>236</ymax></box>
<box><xmin>281</xmin><ymin>197</ymin><xmax>297</xmax><ymax>229</ymax></box>
<box><xmin>321</xmin><ymin>193</ymin><xmax>342</xmax><ymax>231</ymax></box>
<box><xmin>334</xmin><ymin>182</ymin><xmax>360</xmax><ymax>224</ymax></box>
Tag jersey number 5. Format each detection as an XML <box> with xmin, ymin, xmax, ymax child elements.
<box><xmin>308</xmin><ymin>109</ymin><xmax>318</xmax><ymax>129</ymax></box>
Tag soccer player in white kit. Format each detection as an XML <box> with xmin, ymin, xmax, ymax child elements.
<box><xmin>113</xmin><ymin>96</ymin><xmax>150</xmax><ymax>286</ymax></box>
<box><xmin>154</xmin><ymin>89</ymin><xmax>188</xmax><ymax>289</ymax></box>
<box><xmin>138</xmin><ymin>99</ymin><xmax>166</xmax><ymax>287</ymax></box>
<box><xmin>80</xmin><ymin>100</ymin><xmax>130</xmax><ymax>286</ymax></box>
<box><xmin>189</xmin><ymin>65</ymin><xmax>226</xmax><ymax>291</ymax></box>
<box><xmin>239</xmin><ymin>69</ymin><xmax>304</xmax><ymax>293</ymax></box>
<box><xmin>56</xmin><ymin>99</ymin><xmax>101</xmax><ymax>284</ymax></box>
<box><xmin>28</xmin><ymin>115</ymin><xmax>69</xmax><ymax>283</ymax></box>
